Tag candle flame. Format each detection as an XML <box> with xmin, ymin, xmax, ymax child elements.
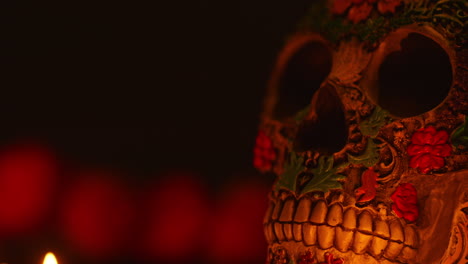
<box><xmin>43</xmin><ymin>252</ymin><xmax>58</xmax><ymax>264</ymax></box>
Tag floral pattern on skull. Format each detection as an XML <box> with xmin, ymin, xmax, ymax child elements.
<box><xmin>257</xmin><ymin>0</ymin><xmax>467</xmax><ymax>262</ymax></box>
<box><xmin>407</xmin><ymin>126</ymin><xmax>452</xmax><ymax>174</ymax></box>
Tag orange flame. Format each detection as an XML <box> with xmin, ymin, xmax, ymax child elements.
<box><xmin>43</xmin><ymin>252</ymin><xmax>58</xmax><ymax>264</ymax></box>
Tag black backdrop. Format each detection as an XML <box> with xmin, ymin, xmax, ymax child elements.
<box><xmin>2</xmin><ymin>1</ymin><xmax>312</xmax><ymax>263</ymax></box>
<box><xmin>2</xmin><ymin>0</ymin><xmax>311</xmax><ymax>182</ymax></box>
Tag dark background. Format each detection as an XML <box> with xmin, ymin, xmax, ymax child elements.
<box><xmin>1</xmin><ymin>1</ymin><xmax>311</xmax><ymax>263</ymax></box>
<box><xmin>1</xmin><ymin>0</ymin><xmax>312</xmax><ymax>180</ymax></box>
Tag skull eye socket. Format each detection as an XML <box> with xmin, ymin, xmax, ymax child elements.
<box><xmin>273</xmin><ymin>39</ymin><xmax>332</xmax><ymax>119</ymax></box>
<box><xmin>293</xmin><ymin>84</ymin><xmax>348</xmax><ymax>154</ymax></box>
<box><xmin>376</xmin><ymin>32</ymin><xmax>452</xmax><ymax>117</ymax></box>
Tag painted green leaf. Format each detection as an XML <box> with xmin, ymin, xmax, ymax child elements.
<box><xmin>356</xmin><ymin>16</ymin><xmax>387</xmax><ymax>43</ymax></box>
<box><xmin>298</xmin><ymin>0</ymin><xmax>465</xmax><ymax>47</ymax></box>
<box><xmin>359</xmin><ymin>107</ymin><xmax>389</xmax><ymax>137</ymax></box>
<box><xmin>294</xmin><ymin>105</ymin><xmax>311</xmax><ymax>122</ymax></box>
<box><xmin>451</xmin><ymin>116</ymin><xmax>468</xmax><ymax>148</ymax></box>
<box><xmin>348</xmin><ymin>139</ymin><xmax>380</xmax><ymax>168</ymax></box>
<box><xmin>300</xmin><ymin>156</ymin><xmax>347</xmax><ymax>194</ymax></box>
<box><xmin>274</xmin><ymin>152</ymin><xmax>304</xmax><ymax>192</ymax></box>
<box><xmin>288</xmin><ymin>259</ymin><xmax>296</xmax><ymax>264</ymax></box>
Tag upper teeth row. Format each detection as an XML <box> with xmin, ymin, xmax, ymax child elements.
<box><xmin>264</xmin><ymin>197</ymin><xmax>419</xmax><ymax>263</ymax></box>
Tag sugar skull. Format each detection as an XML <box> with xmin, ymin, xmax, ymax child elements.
<box><xmin>256</xmin><ymin>0</ymin><xmax>467</xmax><ymax>263</ymax></box>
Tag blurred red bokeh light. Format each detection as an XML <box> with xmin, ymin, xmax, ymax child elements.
<box><xmin>0</xmin><ymin>143</ymin><xmax>58</xmax><ymax>235</ymax></box>
<box><xmin>60</xmin><ymin>172</ymin><xmax>134</xmax><ymax>258</ymax></box>
<box><xmin>207</xmin><ymin>179</ymin><xmax>269</xmax><ymax>263</ymax></box>
<box><xmin>138</xmin><ymin>171</ymin><xmax>209</xmax><ymax>261</ymax></box>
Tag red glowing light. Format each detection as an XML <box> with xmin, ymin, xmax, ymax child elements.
<box><xmin>60</xmin><ymin>172</ymin><xmax>134</xmax><ymax>258</ymax></box>
<box><xmin>207</xmin><ymin>179</ymin><xmax>269</xmax><ymax>262</ymax></box>
<box><xmin>139</xmin><ymin>171</ymin><xmax>209</xmax><ymax>261</ymax></box>
<box><xmin>0</xmin><ymin>143</ymin><xmax>58</xmax><ymax>235</ymax></box>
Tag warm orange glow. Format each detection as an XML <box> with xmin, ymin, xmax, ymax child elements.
<box><xmin>43</xmin><ymin>252</ymin><xmax>58</xmax><ymax>264</ymax></box>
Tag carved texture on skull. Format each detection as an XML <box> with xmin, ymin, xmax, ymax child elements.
<box><xmin>257</xmin><ymin>1</ymin><xmax>468</xmax><ymax>263</ymax></box>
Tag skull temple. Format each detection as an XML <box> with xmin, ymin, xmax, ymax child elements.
<box><xmin>256</xmin><ymin>0</ymin><xmax>467</xmax><ymax>263</ymax></box>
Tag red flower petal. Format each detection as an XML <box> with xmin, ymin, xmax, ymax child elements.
<box><xmin>265</xmin><ymin>150</ymin><xmax>277</xmax><ymax>160</ymax></box>
<box><xmin>391</xmin><ymin>183</ymin><xmax>418</xmax><ymax>222</ymax></box>
<box><xmin>423</xmin><ymin>126</ymin><xmax>437</xmax><ymax>135</ymax></box>
<box><xmin>253</xmin><ymin>157</ymin><xmax>263</xmax><ymax>169</ymax></box>
<box><xmin>410</xmin><ymin>131</ymin><xmax>426</xmax><ymax>145</ymax></box>
<box><xmin>433</xmin><ymin>130</ymin><xmax>449</xmax><ymax>145</ymax></box>
<box><xmin>377</xmin><ymin>0</ymin><xmax>401</xmax><ymax>14</ymax></box>
<box><xmin>256</xmin><ymin>131</ymin><xmax>273</xmax><ymax>149</ymax></box>
<box><xmin>407</xmin><ymin>144</ymin><xmax>427</xmax><ymax>156</ymax></box>
<box><xmin>253</xmin><ymin>157</ymin><xmax>271</xmax><ymax>171</ymax></box>
<box><xmin>347</xmin><ymin>2</ymin><xmax>373</xmax><ymax>23</ymax></box>
<box><xmin>355</xmin><ymin>168</ymin><xmax>378</xmax><ymax>203</ymax></box>
<box><xmin>407</xmin><ymin>127</ymin><xmax>451</xmax><ymax>174</ymax></box>
<box><xmin>393</xmin><ymin>195</ymin><xmax>417</xmax><ymax>210</ymax></box>
<box><xmin>414</xmin><ymin>154</ymin><xmax>445</xmax><ymax>173</ymax></box>
<box><xmin>431</xmin><ymin>144</ymin><xmax>452</xmax><ymax>157</ymax></box>
<box><xmin>391</xmin><ymin>202</ymin><xmax>404</xmax><ymax>218</ymax></box>
<box><xmin>253</xmin><ymin>130</ymin><xmax>276</xmax><ymax>172</ymax></box>
<box><xmin>253</xmin><ymin>147</ymin><xmax>262</xmax><ymax>156</ymax></box>
<box><xmin>409</xmin><ymin>154</ymin><xmax>423</xmax><ymax>169</ymax></box>
<box><xmin>421</xmin><ymin>132</ymin><xmax>434</xmax><ymax>145</ymax></box>
<box><xmin>403</xmin><ymin>209</ymin><xmax>419</xmax><ymax>222</ymax></box>
<box><xmin>430</xmin><ymin>155</ymin><xmax>445</xmax><ymax>169</ymax></box>
<box><xmin>417</xmin><ymin>154</ymin><xmax>434</xmax><ymax>173</ymax></box>
<box><xmin>332</xmin><ymin>0</ymin><xmax>353</xmax><ymax>14</ymax></box>
<box><xmin>255</xmin><ymin>131</ymin><xmax>264</xmax><ymax>144</ymax></box>
<box><xmin>412</xmin><ymin>127</ymin><xmax>439</xmax><ymax>145</ymax></box>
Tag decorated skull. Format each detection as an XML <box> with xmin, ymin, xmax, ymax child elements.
<box><xmin>255</xmin><ymin>0</ymin><xmax>467</xmax><ymax>263</ymax></box>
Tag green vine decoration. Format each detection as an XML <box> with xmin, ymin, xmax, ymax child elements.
<box><xmin>451</xmin><ymin>116</ymin><xmax>468</xmax><ymax>148</ymax></box>
<box><xmin>300</xmin><ymin>156</ymin><xmax>348</xmax><ymax>194</ymax></box>
<box><xmin>274</xmin><ymin>151</ymin><xmax>349</xmax><ymax>194</ymax></box>
<box><xmin>348</xmin><ymin>139</ymin><xmax>381</xmax><ymax>167</ymax></box>
<box><xmin>351</xmin><ymin>106</ymin><xmax>387</xmax><ymax>168</ymax></box>
<box><xmin>274</xmin><ymin>152</ymin><xmax>305</xmax><ymax>192</ymax></box>
<box><xmin>359</xmin><ymin>106</ymin><xmax>390</xmax><ymax>137</ymax></box>
<box><xmin>299</xmin><ymin>0</ymin><xmax>468</xmax><ymax>48</ymax></box>
<box><xmin>294</xmin><ymin>105</ymin><xmax>311</xmax><ymax>123</ymax></box>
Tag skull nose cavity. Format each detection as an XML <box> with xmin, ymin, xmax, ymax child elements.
<box><xmin>293</xmin><ymin>85</ymin><xmax>348</xmax><ymax>154</ymax></box>
<box><xmin>376</xmin><ymin>32</ymin><xmax>452</xmax><ymax>117</ymax></box>
<box><xmin>273</xmin><ymin>39</ymin><xmax>332</xmax><ymax>119</ymax></box>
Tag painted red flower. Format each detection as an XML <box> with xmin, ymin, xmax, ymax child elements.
<box><xmin>319</xmin><ymin>252</ymin><xmax>344</xmax><ymax>264</ymax></box>
<box><xmin>407</xmin><ymin>126</ymin><xmax>452</xmax><ymax>174</ymax></box>
<box><xmin>253</xmin><ymin>131</ymin><xmax>276</xmax><ymax>172</ymax></box>
<box><xmin>354</xmin><ymin>167</ymin><xmax>378</xmax><ymax>203</ymax></box>
<box><xmin>391</xmin><ymin>183</ymin><xmax>418</xmax><ymax>222</ymax></box>
<box><xmin>298</xmin><ymin>250</ymin><xmax>314</xmax><ymax>264</ymax></box>
<box><xmin>268</xmin><ymin>248</ymin><xmax>288</xmax><ymax>264</ymax></box>
<box><xmin>332</xmin><ymin>0</ymin><xmax>401</xmax><ymax>23</ymax></box>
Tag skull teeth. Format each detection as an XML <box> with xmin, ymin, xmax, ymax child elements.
<box><xmin>295</xmin><ymin>198</ymin><xmax>312</xmax><ymax>222</ymax></box>
<box><xmin>264</xmin><ymin>197</ymin><xmax>419</xmax><ymax>263</ymax></box>
<box><xmin>283</xmin><ymin>223</ymin><xmax>294</xmax><ymax>241</ymax></box>
<box><xmin>369</xmin><ymin>236</ymin><xmax>388</xmax><ymax>257</ymax></box>
<box><xmin>335</xmin><ymin>226</ymin><xmax>353</xmax><ymax>252</ymax></box>
<box><xmin>293</xmin><ymin>223</ymin><xmax>303</xmax><ymax>241</ymax></box>
<box><xmin>303</xmin><ymin>223</ymin><xmax>317</xmax><ymax>246</ymax></box>
<box><xmin>353</xmin><ymin>231</ymin><xmax>373</xmax><ymax>254</ymax></box>
<box><xmin>310</xmin><ymin>200</ymin><xmax>328</xmax><ymax>224</ymax></box>
<box><xmin>317</xmin><ymin>225</ymin><xmax>335</xmax><ymax>249</ymax></box>
<box><xmin>326</xmin><ymin>203</ymin><xmax>343</xmax><ymax>226</ymax></box>
<box><xmin>279</xmin><ymin>198</ymin><xmax>295</xmax><ymax>222</ymax></box>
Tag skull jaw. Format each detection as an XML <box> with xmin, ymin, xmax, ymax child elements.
<box><xmin>413</xmin><ymin>169</ymin><xmax>468</xmax><ymax>264</ymax></box>
<box><xmin>264</xmin><ymin>193</ymin><xmax>419</xmax><ymax>264</ymax></box>
<box><xmin>264</xmin><ymin>170</ymin><xmax>468</xmax><ymax>264</ymax></box>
